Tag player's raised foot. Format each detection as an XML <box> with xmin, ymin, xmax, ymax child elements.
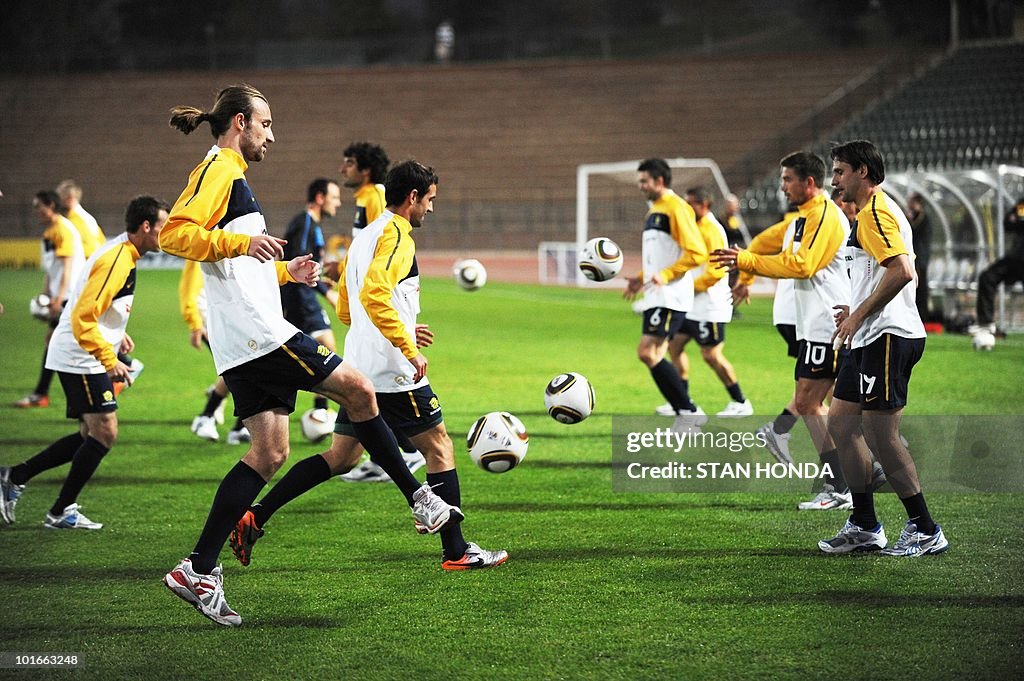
<box><xmin>818</xmin><ymin>519</ymin><xmax>887</xmax><ymax>554</ymax></box>
<box><xmin>411</xmin><ymin>483</ymin><xmax>463</xmax><ymax>535</ymax></box>
<box><xmin>163</xmin><ymin>558</ymin><xmax>241</xmax><ymax>627</ymax></box>
<box><xmin>757</xmin><ymin>423</ymin><xmax>792</xmax><ymax>465</ymax></box>
<box><xmin>717</xmin><ymin>400</ymin><xmax>754</xmax><ymax>417</ymax></box>
<box><xmin>44</xmin><ymin>503</ymin><xmax>103</xmax><ymax>530</ymax></box>
<box><xmin>13</xmin><ymin>393</ymin><xmax>49</xmax><ymax>408</ymax></box>
<box><xmin>338</xmin><ymin>459</ymin><xmax>391</xmax><ymax>483</ymax></box>
<box><xmin>1</xmin><ymin>467</ymin><xmax>25</xmax><ymax>525</ymax></box>
<box><xmin>229</xmin><ymin>510</ymin><xmax>264</xmax><ymax>566</ymax></box>
<box><xmin>226</xmin><ymin>426</ymin><xmax>251</xmax><ymax>445</ymax></box>
<box><xmin>654</xmin><ymin>402</ymin><xmax>676</xmax><ymax>417</ymax></box>
<box><xmin>798</xmin><ymin>484</ymin><xmax>853</xmax><ymax>511</ymax></box>
<box><xmin>442</xmin><ymin>543</ymin><xmax>509</xmax><ymax>571</ymax></box>
<box><xmin>880</xmin><ymin>522</ymin><xmax>949</xmax><ymax>557</ymax></box>
<box><xmin>403</xmin><ymin>450</ymin><xmax>426</xmax><ymax>474</ymax></box>
<box><xmin>190</xmin><ymin>415</ymin><xmax>219</xmax><ymax>442</ymax></box>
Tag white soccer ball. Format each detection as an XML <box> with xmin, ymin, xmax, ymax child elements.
<box><xmin>300</xmin><ymin>407</ymin><xmax>336</xmax><ymax>443</ymax></box>
<box><xmin>466</xmin><ymin>411</ymin><xmax>529</xmax><ymax>473</ymax></box>
<box><xmin>578</xmin><ymin>237</ymin><xmax>623</xmax><ymax>282</ymax></box>
<box><xmin>544</xmin><ymin>372</ymin><xmax>596</xmax><ymax>424</ymax></box>
<box><xmin>453</xmin><ymin>258</ymin><xmax>487</xmax><ymax>291</ymax></box>
<box><xmin>972</xmin><ymin>330</ymin><xmax>996</xmax><ymax>351</ymax></box>
<box><xmin>29</xmin><ymin>293</ymin><xmax>51</xmax><ymax>321</ymax></box>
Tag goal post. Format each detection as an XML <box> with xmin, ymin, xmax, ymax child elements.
<box><xmin>539</xmin><ymin>157</ymin><xmax>746</xmax><ymax>286</ymax></box>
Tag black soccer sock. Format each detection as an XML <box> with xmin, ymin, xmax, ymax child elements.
<box><xmin>251</xmin><ymin>455</ymin><xmax>332</xmax><ymax>528</ymax></box>
<box><xmin>726</xmin><ymin>382</ymin><xmax>746</xmax><ymax>403</ymax></box>
<box><xmin>201</xmin><ymin>390</ymin><xmax>226</xmax><ymax>418</ymax></box>
<box><xmin>10</xmin><ymin>432</ymin><xmax>85</xmax><ymax>485</ymax></box>
<box><xmin>818</xmin><ymin>448</ymin><xmax>847</xmax><ymax>491</ymax></box>
<box><xmin>773</xmin><ymin>409</ymin><xmax>798</xmax><ymax>435</ymax></box>
<box><xmin>900</xmin><ymin>492</ymin><xmax>937</xmax><ymax>535</ymax></box>
<box><xmin>313</xmin><ymin>395</ymin><xmax>329</xmax><ymax>411</ymax></box>
<box><xmin>427</xmin><ymin>469</ymin><xmax>469</xmax><ymax>561</ymax></box>
<box><xmin>190</xmin><ymin>461</ymin><xmax>266</xmax><ymax>575</ymax></box>
<box><xmin>850</xmin><ymin>492</ymin><xmax>878</xmax><ymax>529</ymax></box>
<box><xmin>33</xmin><ymin>348</ymin><xmax>54</xmax><ymax>397</ymax></box>
<box><xmin>50</xmin><ymin>436</ymin><xmax>110</xmax><ymax>516</ymax></box>
<box><xmin>354</xmin><ymin>415</ymin><xmax>420</xmax><ymax>504</ymax></box>
<box><xmin>649</xmin><ymin>359</ymin><xmax>696</xmax><ymax>412</ymax></box>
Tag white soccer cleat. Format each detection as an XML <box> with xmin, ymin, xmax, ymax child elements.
<box><xmin>44</xmin><ymin>503</ymin><xmax>102</xmax><ymax>530</ymax></box>
<box><xmin>798</xmin><ymin>484</ymin><xmax>853</xmax><ymax>511</ymax></box>
<box><xmin>410</xmin><ymin>483</ymin><xmax>463</xmax><ymax>535</ymax></box>
<box><xmin>441</xmin><ymin>542</ymin><xmax>509</xmax><ymax>570</ymax></box>
<box><xmin>818</xmin><ymin>519</ymin><xmax>887</xmax><ymax>554</ymax></box>
<box><xmin>654</xmin><ymin>402</ymin><xmax>675</xmax><ymax>417</ymax></box>
<box><xmin>338</xmin><ymin>459</ymin><xmax>391</xmax><ymax>483</ymax></box>
<box><xmin>163</xmin><ymin>558</ymin><xmax>242</xmax><ymax>627</ymax></box>
<box><xmin>757</xmin><ymin>423</ymin><xmax>792</xmax><ymax>465</ymax></box>
<box><xmin>879</xmin><ymin>522</ymin><xmax>949</xmax><ymax>557</ymax></box>
<box><xmin>717</xmin><ymin>400</ymin><xmax>754</xmax><ymax>417</ymax></box>
<box><xmin>402</xmin><ymin>450</ymin><xmax>426</xmax><ymax>474</ymax></box>
<box><xmin>226</xmin><ymin>427</ymin><xmax>251</xmax><ymax>445</ymax></box>
<box><xmin>1</xmin><ymin>467</ymin><xmax>25</xmax><ymax>525</ymax></box>
<box><xmin>191</xmin><ymin>415</ymin><xmax>220</xmax><ymax>442</ymax></box>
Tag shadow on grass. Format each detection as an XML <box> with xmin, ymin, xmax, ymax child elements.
<box><xmin>471</xmin><ymin>499</ymin><xmax>784</xmax><ymax>512</ymax></box>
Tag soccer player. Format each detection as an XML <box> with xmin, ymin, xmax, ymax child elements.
<box><xmin>13</xmin><ymin>191</ymin><xmax>86</xmax><ymax>409</ymax></box>
<box><xmin>229</xmin><ymin>160</ymin><xmax>507</xmax><ymax>571</ymax></box>
<box><xmin>821</xmin><ymin>139</ymin><xmax>948</xmax><ymax>556</ymax></box>
<box><xmin>1</xmin><ymin>196</ymin><xmax>168</xmax><ymax>529</ymax></box>
<box><xmin>972</xmin><ymin>196</ymin><xmax>1024</xmax><ymax>338</ymax></box>
<box><xmin>340</xmin><ymin>141</ymin><xmax>389</xmax><ymax>236</ymax></box>
<box><xmin>623</xmin><ymin>159</ymin><xmax>709</xmax><ymax>430</ymax></box>
<box><xmin>281</xmin><ymin>178</ymin><xmax>342</xmax><ymax>433</ymax></box>
<box><xmin>712</xmin><ymin>152</ymin><xmax>853</xmax><ymax>510</ymax></box>
<box><xmin>179</xmin><ymin>259</ymin><xmax>248</xmax><ymax>444</ymax></box>
<box><xmin>56</xmin><ymin>179</ymin><xmax>106</xmax><ymax>258</ymax></box>
<box><xmin>159</xmin><ymin>84</ymin><xmax>459</xmax><ymax>626</ymax></box>
<box><xmin>338</xmin><ymin>142</ymin><xmax>426</xmax><ymax>481</ymax></box>
<box><xmin>655</xmin><ymin>187</ymin><xmax>752</xmax><ymax>417</ymax></box>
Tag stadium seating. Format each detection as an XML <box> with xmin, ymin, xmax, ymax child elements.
<box><xmin>0</xmin><ymin>49</ymin><xmax>906</xmax><ymax>250</ymax></box>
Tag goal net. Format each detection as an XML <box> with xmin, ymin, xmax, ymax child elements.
<box><xmin>539</xmin><ymin>158</ymin><xmax>746</xmax><ymax>286</ymax></box>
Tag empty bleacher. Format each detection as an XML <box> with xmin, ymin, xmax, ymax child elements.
<box><xmin>0</xmin><ymin>48</ymin><xmax>908</xmax><ymax>251</ymax></box>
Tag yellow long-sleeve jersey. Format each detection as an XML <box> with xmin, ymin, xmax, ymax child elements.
<box><xmin>689</xmin><ymin>212</ymin><xmax>733</xmax><ymax>323</ymax></box>
<box><xmin>639</xmin><ymin>189</ymin><xmax>708</xmax><ymax>312</ymax></box>
<box><xmin>46</xmin><ymin>233</ymin><xmax>138</xmax><ymax>373</ymax></box>
<box><xmin>848</xmin><ymin>190</ymin><xmax>925</xmax><ymax>347</ymax></box>
<box><xmin>336</xmin><ymin>210</ymin><xmax>423</xmax><ymax>392</ymax></box>
<box><xmin>737</xmin><ymin>193</ymin><xmax>850</xmax><ymax>342</ymax></box>
<box><xmin>160</xmin><ymin>145</ymin><xmax>298</xmax><ymax>372</ymax></box>
<box><xmin>67</xmin><ymin>205</ymin><xmax>106</xmax><ymax>258</ymax></box>
<box><xmin>41</xmin><ymin>215</ymin><xmax>85</xmax><ymax>300</ymax></box>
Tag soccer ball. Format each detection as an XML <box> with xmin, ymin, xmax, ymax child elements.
<box><xmin>453</xmin><ymin>258</ymin><xmax>487</xmax><ymax>291</ymax></box>
<box><xmin>544</xmin><ymin>372</ymin><xmax>595</xmax><ymax>424</ymax></box>
<box><xmin>29</xmin><ymin>294</ymin><xmax>51</xmax><ymax>321</ymax></box>
<box><xmin>300</xmin><ymin>407</ymin><xmax>336</xmax><ymax>443</ymax></box>
<box><xmin>972</xmin><ymin>330</ymin><xmax>996</xmax><ymax>351</ymax></box>
<box><xmin>466</xmin><ymin>411</ymin><xmax>529</xmax><ymax>473</ymax></box>
<box><xmin>578</xmin><ymin>237</ymin><xmax>623</xmax><ymax>282</ymax></box>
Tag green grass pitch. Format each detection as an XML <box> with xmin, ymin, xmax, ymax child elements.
<box><xmin>0</xmin><ymin>267</ymin><xmax>1021</xmax><ymax>680</ymax></box>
